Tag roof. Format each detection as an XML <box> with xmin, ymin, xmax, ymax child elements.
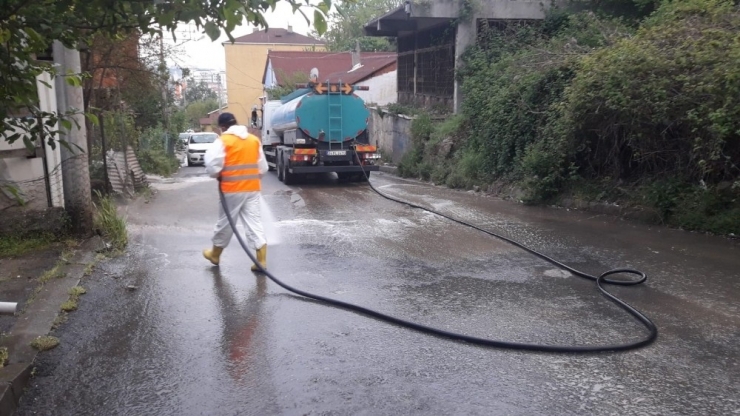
<box><xmin>199</xmin><ymin>107</ymin><xmax>228</xmax><ymax>126</ymax></box>
<box><xmin>230</xmin><ymin>28</ymin><xmax>325</xmax><ymax>45</ymax></box>
<box><xmin>264</xmin><ymin>51</ymin><xmax>397</xmax><ymax>85</ymax></box>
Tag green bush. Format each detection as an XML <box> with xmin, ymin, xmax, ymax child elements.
<box><xmin>137</xmin><ymin>125</ymin><xmax>180</xmax><ymax>177</ymax></box>
<box><xmin>638</xmin><ymin>180</ymin><xmax>740</xmax><ymax>234</ymax></box>
<box><xmin>393</xmin><ymin>1</ymin><xmax>740</xmax><ymax>234</ymax></box>
<box><xmin>561</xmin><ymin>0</ymin><xmax>740</xmax><ymax>182</ymax></box>
<box><xmin>138</xmin><ymin>148</ymin><xmax>180</xmax><ymax>177</ymax></box>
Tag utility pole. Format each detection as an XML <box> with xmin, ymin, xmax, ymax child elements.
<box><xmin>159</xmin><ymin>31</ymin><xmax>172</xmax><ymax>154</ymax></box>
<box><xmin>53</xmin><ymin>41</ymin><xmax>93</xmax><ymax>235</ymax></box>
<box><xmin>216</xmin><ymin>72</ymin><xmax>223</xmax><ymax>114</ymax></box>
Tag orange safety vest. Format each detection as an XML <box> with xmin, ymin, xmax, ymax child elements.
<box><xmin>220</xmin><ymin>133</ymin><xmax>261</xmax><ymax>193</ymax></box>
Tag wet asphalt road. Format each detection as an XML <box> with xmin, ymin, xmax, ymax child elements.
<box><xmin>16</xmin><ymin>166</ymin><xmax>740</xmax><ymax>415</ymax></box>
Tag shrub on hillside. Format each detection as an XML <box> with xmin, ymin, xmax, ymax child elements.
<box><xmin>560</xmin><ymin>0</ymin><xmax>740</xmax><ymax>183</ymax></box>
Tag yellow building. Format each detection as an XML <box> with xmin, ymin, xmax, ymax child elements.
<box><xmin>223</xmin><ymin>27</ymin><xmax>325</xmax><ymax>126</ymax></box>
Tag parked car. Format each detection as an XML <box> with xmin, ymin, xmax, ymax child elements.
<box><xmin>177</xmin><ymin>132</ymin><xmax>191</xmax><ymax>152</ymax></box>
<box><xmin>186</xmin><ymin>132</ymin><xmax>219</xmax><ymax>166</ymax></box>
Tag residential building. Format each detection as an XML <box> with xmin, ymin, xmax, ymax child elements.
<box><xmin>198</xmin><ymin>107</ymin><xmax>227</xmax><ymax>132</ymax></box>
<box><xmin>263</xmin><ymin>50</ymin><xmax>398</xmax><ymax>106</ymax></box>
<box><xmin>223</xmin><ymin>27</ymin><xmax>325</xmax><ymax>127</ymax></box>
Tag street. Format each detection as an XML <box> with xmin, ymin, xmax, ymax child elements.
<box><xmin>16</xmin><ymin>166</ymin><xmax>740</xmax><ymax>415</ymax></box>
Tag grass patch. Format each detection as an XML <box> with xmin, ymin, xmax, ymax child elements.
<box><xmin>30</xmin><ymin>336</ymin><xmax>59</xmax><ymax>351</ymax></box>
<box><xmin>0</xmin><ymin>233</ymin><xmax>55</xmax><ymax>258</ymax></box>
<box><xmin>39</xmin><ymin>264</ymin><xmax>66</xmax><ymax>283</ymax></box>
<box><xmin>60</xmin><ymin>300</ymin><xmax>77</xmax><ymax>312</ymax></box>
<box><xmin>61</xmin><ymin>286</ymin><xmax>86</xmax><ymax>312</ymax></box>
<box><xmin>51</xmin><ymin>314</ymin><xmax>68</xmax><ymax>330</ymax></box>
<box><xmin>93</xmin><ymin>191</ymin><xmax>128</xmax><ymax>251</ymax></box>
<box><xmin>0</xmin><ymin>346</ymin><xmax>7</xmax><ymax>368</ymax></box>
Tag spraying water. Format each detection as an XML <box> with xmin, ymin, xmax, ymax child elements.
<box><xmin>260</xmin><ymin>195</ymin><xmax>281</xmax><ymax>245</ymax></box>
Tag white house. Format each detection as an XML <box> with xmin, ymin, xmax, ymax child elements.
<box><xmin>0</xmin><ymin>72</ymin><xmax>65</xmax><ymax>211</ymax></box>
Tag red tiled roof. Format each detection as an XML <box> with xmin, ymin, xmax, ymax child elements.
<box><xmin>231</xmin><ymin>28</ymin><xmax>325</xmax><ymax>45</ymax></box>
<box><xmin>264</xmin><ymin>51</ymin><xmax>397</xmax><ymax>85</ymax></box>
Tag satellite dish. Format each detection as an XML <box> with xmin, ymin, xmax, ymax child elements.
<box><xmin>309</xmin><ymin>68</ymin><xmax>319</xmax><ymax>83</ymax></box>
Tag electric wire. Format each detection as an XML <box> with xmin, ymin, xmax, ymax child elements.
<box><xmin>219</xmin><ymin>150</ymin><xmax>658</xmax><ymax>353</ymax></box>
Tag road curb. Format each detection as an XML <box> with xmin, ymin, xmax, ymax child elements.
<box><xmin>0</xmin><ymin>236</ymin><xmax>104</xmax><ymax>415</ymax></box>
<box><xmin>379</xmin><ymin>165</ymin><xmax>398</xmax><ymax>175</ymax></box>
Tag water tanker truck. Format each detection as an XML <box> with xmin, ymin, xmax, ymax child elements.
<box><xmin>259</xmin><ymin>77</ymin><xmax>381</xmax><ymax>184</ymax></box>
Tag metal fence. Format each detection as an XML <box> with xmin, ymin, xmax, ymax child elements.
<box><xmin>397</xmin><ymin>24</ymin><xmax>456</xmax><ymax>111</ymax></box>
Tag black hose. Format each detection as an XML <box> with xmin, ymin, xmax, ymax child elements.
<box><xmin>219</xmin><ymin>154</ymin><xmax>657</xmax><ymax>353</ymax></box>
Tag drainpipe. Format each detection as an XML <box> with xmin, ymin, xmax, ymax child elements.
<box><xmin>0</xmin><ymin>302</ymin><xmax>17</xmax><ymax>315</ymax></box>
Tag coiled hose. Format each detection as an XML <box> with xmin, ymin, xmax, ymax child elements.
<box><xmin>218</xmin><ymin>152</ymin><xmax>657</xmax><ymax>353</ymax></box>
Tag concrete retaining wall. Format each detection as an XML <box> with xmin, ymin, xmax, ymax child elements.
<box><xmin>367</xmin><ymin>108</ymin><xmax>413</xmax><ymax>165</ymax></box>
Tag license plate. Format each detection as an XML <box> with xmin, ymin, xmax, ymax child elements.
<box><xmin>327</xmin><ymin>150</ymin><xmax>347</xmax><ymax>156</ymax></box>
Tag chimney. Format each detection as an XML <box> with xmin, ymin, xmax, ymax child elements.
<box><xmin>351</xmin><ymin>40</ymin><xmax>361</xmax><ymax>68</ymax></box>
<box><xmin>287</xmin><ymin>25</ymin><xmax>293</xmax><ymax>33</ymax></box>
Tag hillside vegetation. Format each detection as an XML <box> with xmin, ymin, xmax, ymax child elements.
<box><xmin>398</xmin><ymin>0</ymin><xmax>740</xmax><ymax>235</ymax></box>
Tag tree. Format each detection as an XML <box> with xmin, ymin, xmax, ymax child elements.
<box><xmin>1</xmin><ymin>0</ymin><xmax>336</xmax><ymax>149</ymax></box>
<box><xmin>266</xmin><ymin>71</ymin><xmax>310</xmax><ymax>100</ymax></box>
<box><xmin>185</xmin><ymin>99</ymin><xmax>220</xmax><ymax>129</ymax></box>
<box><xmin>183</xmin><ymin>78</ymin><xmax>218</xmax><ymax>104</ymax></box>
<box><xmin>315</xmin><ymin>0</ymin><xmax>401</xmax><ymax>52</ymax></box>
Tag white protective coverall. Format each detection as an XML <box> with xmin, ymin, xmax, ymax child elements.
<box><xmin>204</xmin><ymin>125</ymin><xmax>269</xmax><ymax>250</ymax></box>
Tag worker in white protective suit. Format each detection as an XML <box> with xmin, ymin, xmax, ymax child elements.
<box><xmin>202</xmin><ymin>112</ymin><xmax>269</xmax><ymax>271</ymax></box>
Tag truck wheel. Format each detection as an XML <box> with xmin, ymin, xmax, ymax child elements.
<box><xmin>283</xmin><ymin>160</ymin><xmax>295</xmax><ymax>185</ymax></box>
<box><xmin>277</xmin><ymin>152</ymin><xmax>284</xmax><ymax>182</ymax></box>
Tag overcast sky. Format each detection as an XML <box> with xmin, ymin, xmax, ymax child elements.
<box><xmin>164</xmin><ymin>2</ymin><xmax>321</xmax><ymax>72</ymax></box>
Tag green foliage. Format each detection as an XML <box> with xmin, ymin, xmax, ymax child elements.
<box><xmin>398</xmin><ymin>113</ymin><xmax>473</xmax><ymax>186</ymax></box>
<box><xmin>458</xmin><ymin>12</ymin><xmax>615</xmax><ymax>186</ymax></box>
<box><xmin>1</xmin><ymin>0</ymin><xmax>336</xmax><ymax>148</ymax></box>
<box><xmin>0</xmin><ymin>347</ymin><xmax>7</xmax><ymax>368</ymax></box>
<box><xmin>392</xmin><ymin>0</ymin><xmax>740</xmax><ymax>234</ymax></box>
<box><xmin>183</xmin><ymin>78</ymin><xmax>218</xmax><ymax>103</ymax></box>
<box><xmin>266</xmin><ymin>71</ymin><xmax>310</xmax><ymax>100</ymax></box>
<box><xmin>316</xmin><ymin>0</ymin><xmax>400</xmax><ymax>52</ymax></box>
<box><xmin>382</xmin><ymin>103</ymin><xmax>419</xmax><ymax>117</ymax></box>
<box><xmin>0</xmin><ymin>233</ymin><xmax>56</xmax><ymax>258</ymax></box>
<box><xmin>185</xmin><ymin>99</ymin><xmax>220</xmax><ymax>129</ymax></box>
<box><xmin>138</xmin><ymin>148</ymin><xmax>180</xmax><ymax>177</ymax></box>
<box><xmin>92</xmin><ymin>190</ymin><xmax>127</xmax><ymax>250</ymax></box>
<box><xmin>138</xmin><ymin>125</ymin><xmax>180</xmax><ymax>176</ymax></box>
<box><xmin>561</xmin><ymin>0</ymin><xmax>740</xmax><ymax>183</ymax></box>
<box><xmin>170</xmin><ymin>110</ymin><xmax>188</xmax><ymax>136</ymax></box>
<box><xmin>638</xmin><ymin>180</ymin><xmax>740</xmax><ymax>234</ymax></box>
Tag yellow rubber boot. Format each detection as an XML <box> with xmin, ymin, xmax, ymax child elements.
<box><xmin>203</xmin><ymin>246</ymin><xmax>224</xmax><ymax>266</ymax></box>
<box><xmin>251</xmin><ymin>244</ymin><xmax>267</xmax><ymax>272</ymax></box>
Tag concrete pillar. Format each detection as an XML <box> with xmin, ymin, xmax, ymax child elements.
<box><xmin>53</xmin><ymin>41</ymin><xmax>93</xmax><ymax>235</ymax></box>
<box><xmin>453</xmin><ymin>18</ymin><xmax>477</xmax><ymax>114</ymax></box>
